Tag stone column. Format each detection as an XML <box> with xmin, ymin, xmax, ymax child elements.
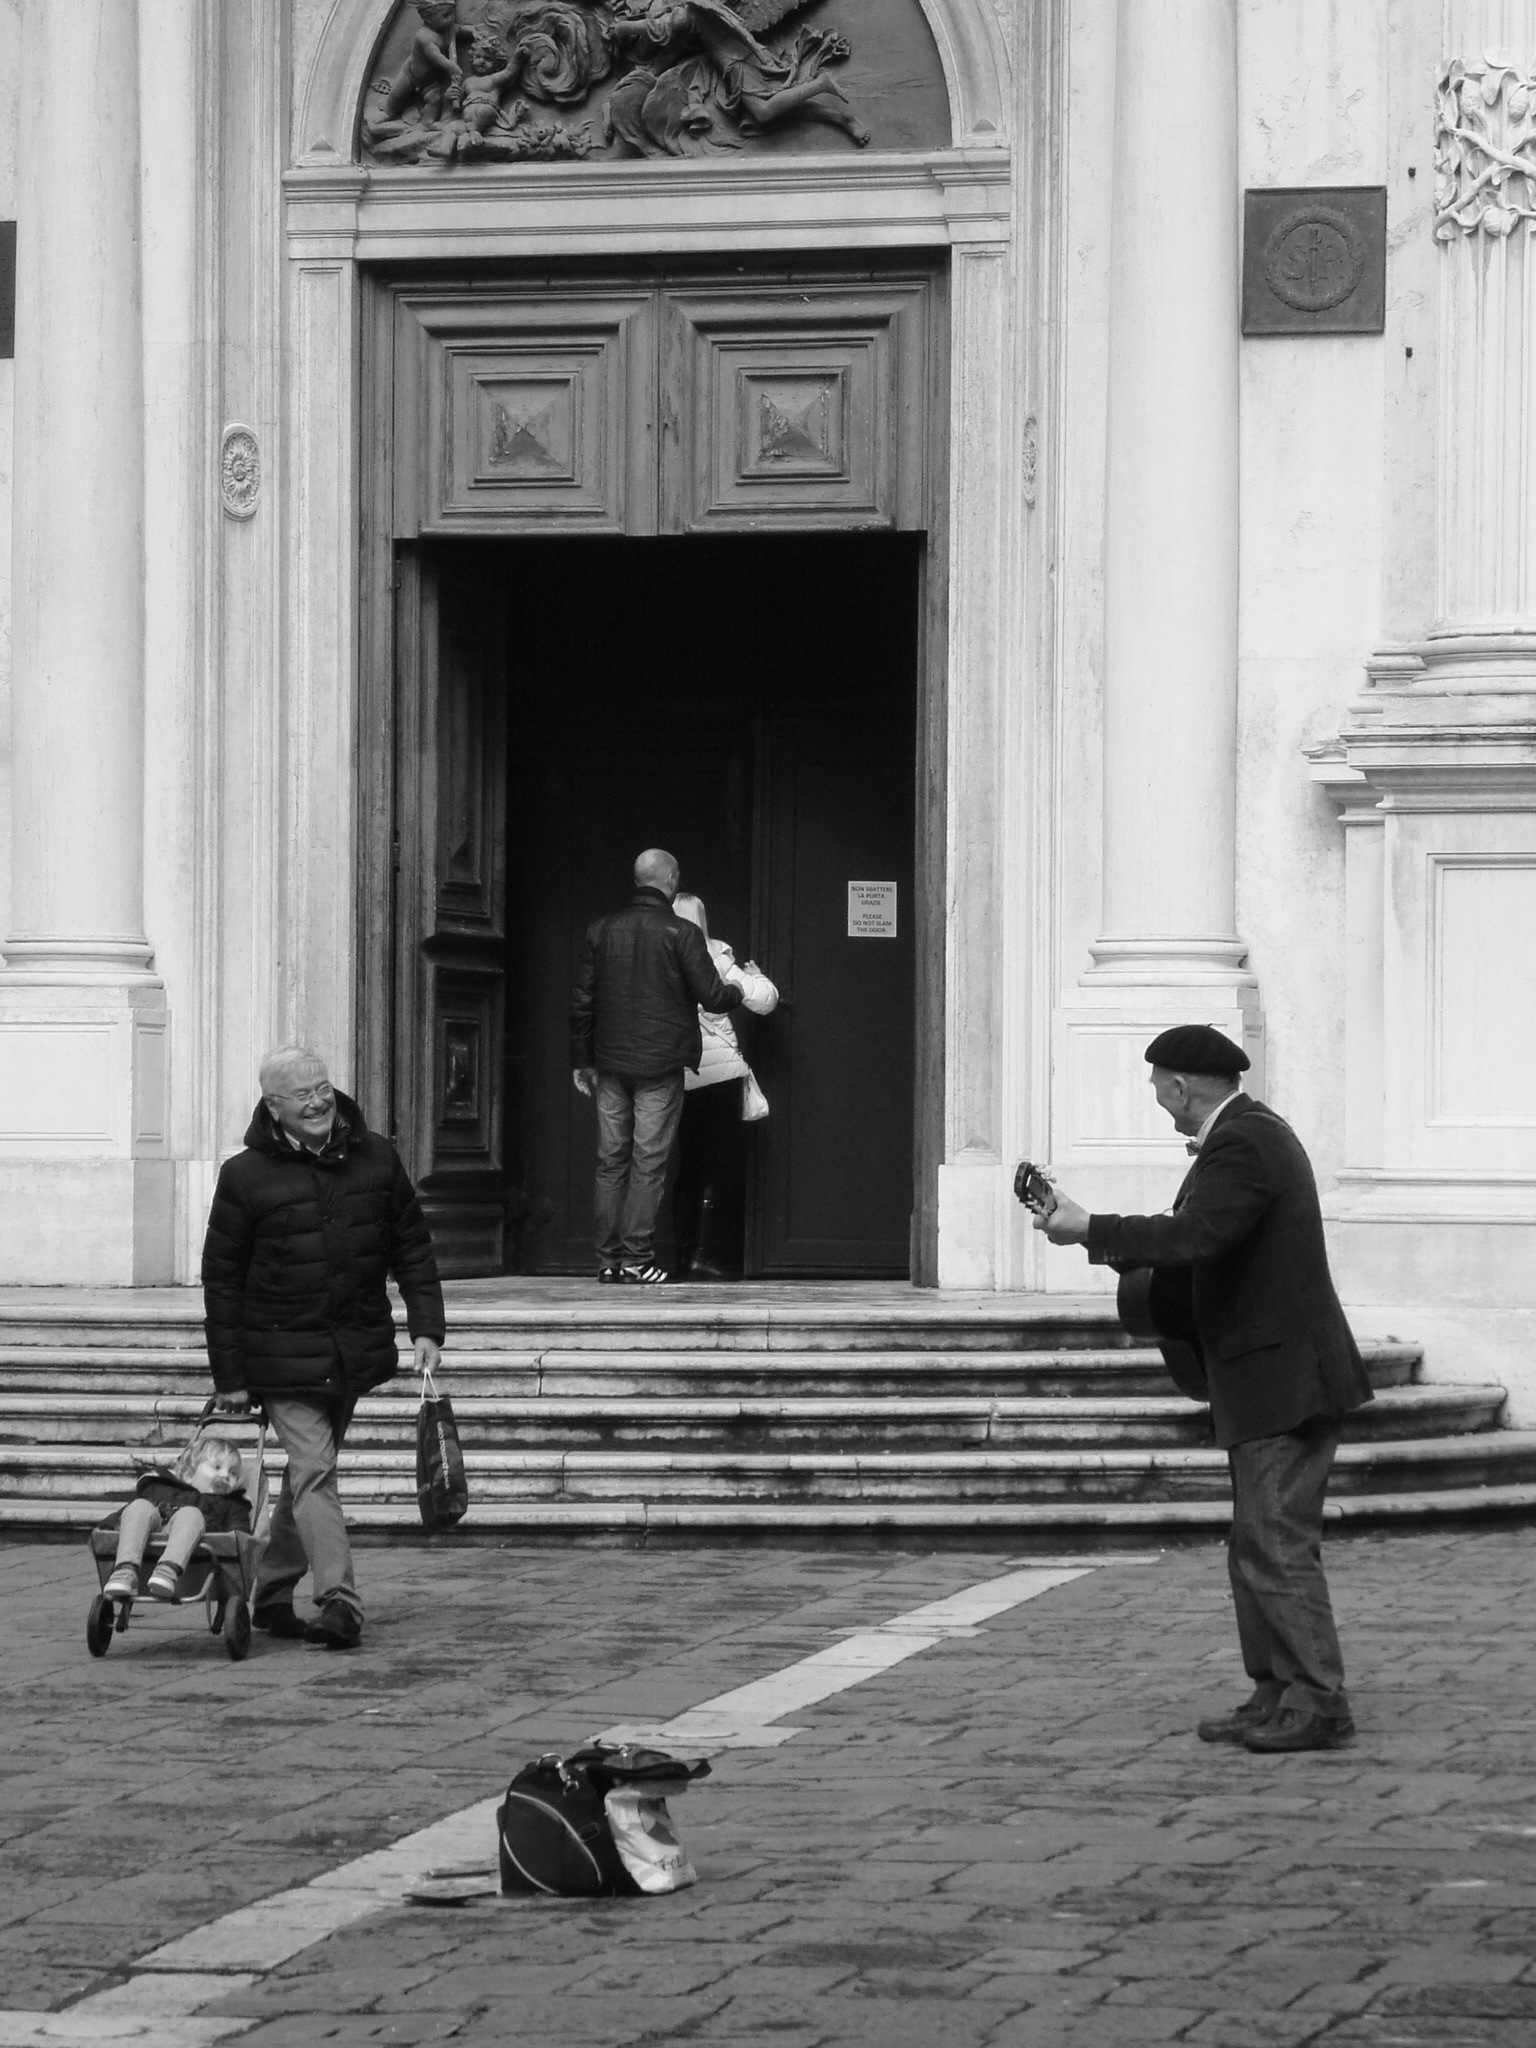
<box><xmin>1321</xmin><ymin>2</ymin><xmax>1536</xmax><ymax>1344</ymax></box>
<box><xmin>7</xmin><ymin>0</ymin><xmax>149</xmax><ymax>977</ymax></box>
<box><xmin>0</xmin><ymin>0</ymin><xmax>171</xmax><ymax>1283</ymax></box>
<box><xmin>1052</xmin><ymin>0</ymin><xmax>1259</xmax><ymax>1226</ymax></box>
<box><xmin>1428</xmin><ymin>6</ymin><xmax>1536</xmax><ymax>673</ymax></box>
<box><xmin>1095</xmin><ymin>0</ymin><xmax>1246</xmax><ymax>983</ymax></box>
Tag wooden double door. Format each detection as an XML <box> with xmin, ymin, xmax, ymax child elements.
<box><xmin>375</xmin><ymin>263</ymin><xmax>944</xmax><ymax>1277</ymax></box>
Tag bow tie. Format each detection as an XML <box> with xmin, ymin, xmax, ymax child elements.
<box><xmin>1186</xmin><ymin>1141</ymin><xmax>1200</xmax><ymax>1156</ymax></box>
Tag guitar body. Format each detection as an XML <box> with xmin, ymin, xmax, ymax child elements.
<box><xmin>1116</xmin><ymin>1265</ymin><xmax>1210</xmax><ymax>1404</ymax></box>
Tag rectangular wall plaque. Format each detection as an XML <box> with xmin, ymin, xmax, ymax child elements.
<box><xmin>848</xmin><ymin>881</ymin><xmax>898</xmax><ymax>937</ymax></box>
<box><xmin>1242</xmin><ymin>187</ymin><xmax>1386</xmax><ymax>336</ymax></box>
<box><xmin>0</xmin><ymin>222</ymin><xmax>14</xmax><ymax>359</ymax></box>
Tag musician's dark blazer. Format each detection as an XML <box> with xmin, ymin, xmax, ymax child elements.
<box><xmin>1085</xmin><ymin>1095</ymin><xmax>1373</xmax><ymax>1449</ymax></box>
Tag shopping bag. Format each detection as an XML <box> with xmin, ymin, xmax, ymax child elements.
<box><xmin>416</xmin><ymin>1364</ymin><xmax>468</xmax><ymax>1529</ymax></box>
<box><xmin>603</xmin><ymin>1787</ymin><xmax>697</xmax><ymax>1894</ymax></box>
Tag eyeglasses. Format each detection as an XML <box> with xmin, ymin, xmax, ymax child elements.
<box><xmin>274</xmin><ymin>1083</ymin><xmax>334</xmax><ymax>1106</ymax></box>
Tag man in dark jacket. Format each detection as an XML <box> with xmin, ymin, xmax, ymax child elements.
<box><xmin>1035</xmin><ymin>1025</ymin><xmax>1373</xmax><ymax>1753</ymax></box>
<box><xmin>570</xmin><ymin>848</ymin><xmax>745</xmax><ymax>1283</ymax></box>
<box><xmin>203</xmin><ymin>1046</ymin><xmax>445</xmax><ymax>1648</ymax></box>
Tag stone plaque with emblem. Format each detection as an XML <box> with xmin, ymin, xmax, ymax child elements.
<box><xmin>1242</xmin><ymin>186</ymin><xmax>1386</xmax><ymax>336</ymax></box>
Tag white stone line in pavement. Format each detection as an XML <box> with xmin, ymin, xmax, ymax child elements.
<box><xmin>2</xmin><ymin>1556</ymin><xmax>1139</xmax><ymax>2042</ymax></box>
<box><xmin>600</xmin><ymin>1562</ymin><xmax>1097</xmax><ymax>1748</ymax></box>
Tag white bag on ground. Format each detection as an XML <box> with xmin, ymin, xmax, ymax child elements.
<box><xmin>602</xmin><ymin>1787</ymin><xmax>698</xmax><ymax>1894</ymax></box>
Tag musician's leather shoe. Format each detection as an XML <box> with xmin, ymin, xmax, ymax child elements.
<box><xmin>1196</xmin><ymin>1687</ymin><xmax>1281</xmax><ymax>1744</ymax></box>
<box><xmin>1243</xmin><ymin>1706</ymin><xmax>1355</xmax><ymax>1753</ymax></box>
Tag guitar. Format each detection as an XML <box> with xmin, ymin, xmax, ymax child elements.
<box><xmin>1116</xmin><ymin>1265</ymin><xmax>1210</xmax><ymax>1405</ymax></box>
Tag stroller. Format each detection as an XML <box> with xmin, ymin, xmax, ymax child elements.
<box><xmin>86</xmin><ymin>1397</ymin><xmax>270</xmax><ymax>1662</ymax></box>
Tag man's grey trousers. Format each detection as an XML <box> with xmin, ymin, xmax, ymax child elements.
<box><xmin>254</xmin><ymin>1393</ymin><xmax>361</xmax><ymax>1624</ymax></box>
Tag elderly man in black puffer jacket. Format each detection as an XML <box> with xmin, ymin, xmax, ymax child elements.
<box><xmin>202</xmin><ymin>1046</ymin><xmax>445</xmax><ymax>1648</ymax></box>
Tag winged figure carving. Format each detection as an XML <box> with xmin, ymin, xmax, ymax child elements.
<box><xmin>360</xmin><ymin>0</ymin><xmax>871</xmax><ymax>164</ymax></box>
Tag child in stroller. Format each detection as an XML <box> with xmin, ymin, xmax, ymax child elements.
<box><xmin>102</xmin><ymin>1433</ymin><xmax>253</xmax><ymax>1602</ymax></box>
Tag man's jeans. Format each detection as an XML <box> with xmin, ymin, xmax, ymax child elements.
<box><xmin>594</xmin><ymin>1070</ymin><xmax>685</xmax><ymax>1265</ymax></box>
<box><xmin>1227</xmin><ymin>1416</ymin><xmax>1348</xmax><ymax>1717</ymax></box>
<box><xmin>253</xmin><ymin>1394</ymin><xmax>361</xmax><ymax>1623</ymax></box>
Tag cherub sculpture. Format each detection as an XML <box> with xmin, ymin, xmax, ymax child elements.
<box><xmin>364</xmin><ymin>0</ymin><xmax>462</xmax><ymax>151</ymax></box>
<box><xmin>603</xmin><ymin>0</ymin><xmax>869</xmax><ymax>156</ymax></box>
<box><xmin>427</xmin><ymin>24</ymin><xmax>523</xmax><ymax>158</ymax></box>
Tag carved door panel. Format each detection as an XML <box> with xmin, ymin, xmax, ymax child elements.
<box><xmin>395</xmin><ymin>550</ymin><xmax>509</xmax><ymax>1276</ymax></box>
<box><xmin>659</xmin><ymin>280</ymin><xmax>933</xmax><ymax>533</ymax></box>
<box><xmin>751</xmin><ymin>715</ymin><xmax>915</xmax><ymax>1274</ymax></box>
<box><xmin>393</xmin><ymin>290</ymin><xmax>659</xmax><ymax>537</ymax></box>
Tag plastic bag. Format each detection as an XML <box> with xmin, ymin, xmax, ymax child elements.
<box><xmin>741</xmin><ymin>1070</ymin><xmax>769</xmax><ymax>1121</ymax></box>
<box><xmin>416</xmin><ymin>1364</ymin><xmax>469</xmax><ymax>1529</ymax></box>
<box><xmin>603</xmin><ymin>1787</ymin><xmax>698</xmax><ymax>1894</ymax></box>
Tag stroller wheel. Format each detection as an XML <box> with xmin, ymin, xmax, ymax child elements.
<box><xmin>208</xmin><ymin>1596</ymin><xmax>228</xmax><ymax>1637</ymax></box>
<box><xmin>223</xmin><ymin>1595</ymin><xmax>252</xmax><ymax>1662</ymax></box>
<box><xmin>86</xmin><ymin>1594</ymin><xmax>113</xmax><ymax>1658</ymax></box>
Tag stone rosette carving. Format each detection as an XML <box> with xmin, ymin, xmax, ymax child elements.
<box><xmin>220</xmin><ymin>425</ymin><xmax>261</xmax><ymax>520</ymax></box>
<box><xmin>361</xmin><ymin>0</ymin><xmax>871</xmax><ymax>164</ymax></box>
<box><xmin>1436</xmin><ymin>53</ymin><xmax>1536</xmax><ymax>238</ymax></box>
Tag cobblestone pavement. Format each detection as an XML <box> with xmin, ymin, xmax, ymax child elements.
<box><xmin>3</xmin><ymin>1527</ymin><xmax>1535</xmax><ymax>2046</ymax></box>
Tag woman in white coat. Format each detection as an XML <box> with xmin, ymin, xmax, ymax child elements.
<box><xmin>670</xmin><ymin>893</ymin><xmax>778</xmax><ymax>1279</ymax></box>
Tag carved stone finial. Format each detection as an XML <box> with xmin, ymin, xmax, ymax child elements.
<box><xmin>1435</xmin><ymin>55</ymin><xmax>1536</xmax><ymax>239</ymax></box>
<box><xmin>220</xmin><ymin>425</ymin><xmax>261</xmax><ymax>519</ymax></box>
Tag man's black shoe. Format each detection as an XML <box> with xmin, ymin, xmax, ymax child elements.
<box><xmin>305</xmin><ymin>1602</ymin><xmax>363</xmax><ymax>1650</ymax></box>
<box><xmin>597</xmin><ymin>1264</ymin><xmax>624</xmax><ymax>1284</ymax></box>
<box><xmin>1243</xmin><ymin>1706</ymin><xmax>1354</xmax><ymax>1753</ymax></box>
<box><xmin>251</xmin><ymin>1601</ymin><xmax>310</xmax><ymax>1641</ymax></box>
<box><xmin>1196</xmin><ymin>1688</ymin><xmax>1282</xmax><ymax>1745</ymax></box>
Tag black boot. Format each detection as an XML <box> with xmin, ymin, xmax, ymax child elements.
<box><xmin>684</xmin><ymin>1188</ymin><xmax>740</xmax><ymax>1281</ymax></box>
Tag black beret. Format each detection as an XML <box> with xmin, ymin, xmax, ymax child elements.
<box><xmin>1144</xmin><ymin>1025</ymin><xmax>1250</xmax><ymax>1078</ymax></box>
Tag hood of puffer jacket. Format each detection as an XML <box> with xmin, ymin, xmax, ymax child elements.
<box><xmin>241</xmin><ymin>1088</ymin><xmax>367</xmax><ymax>1159</ymax></box>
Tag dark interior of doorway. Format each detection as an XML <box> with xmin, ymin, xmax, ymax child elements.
<box><xmin>493</xmin><ymin>530</ymin><xmax>921</xmax><ymax>1277</ymax></box>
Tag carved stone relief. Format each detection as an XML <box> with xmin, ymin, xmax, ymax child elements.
<box><xmin>1436</xmin><ymin>55</ymin><xmax>1536</xmax><ymax>238</ymax></box>
<box><xmin>220</xmin><ymin>425</ymin><xmax>261</xmax><ymax>518</ymax></box>
<box><xmin>359</xmin><ymin>0</ymin><xmax>950</xmax><ymax>163</ymax></box>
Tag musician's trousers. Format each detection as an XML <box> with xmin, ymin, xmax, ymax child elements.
<box><xmin>1226</xmin><ymin>1417</ymin><xmax>1349</xmax><ymax>1717</ymax></box>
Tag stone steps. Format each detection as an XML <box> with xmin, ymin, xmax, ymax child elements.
<box><xmin>0</xmin><ymin>1342</ymin><xmax>1425</xmax><ymax>1399</ymax></box>
<box><xmin>0</xmin><ymin>1381</ymin><xmax>1500</xmax><ymax>1452</ymax></box>
<box><xmin>8</xmin><ymin>1424</ymin><xmax>1536</xmax><ymax>1510</ymax></box>
<box><xmin>0</xmin><ymin>1285</ymin><xmax>1524</xmax><ymax>1540</ymax></box>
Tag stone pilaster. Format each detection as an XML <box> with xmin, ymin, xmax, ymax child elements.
<box><xmin>0</xmin><ymin>0</ymin><xmax>171</xmax><ymax>1282</ymax></box>
<box><xmin>1322</xmin><ymin>3</ymin><xmax>1536</xmax><ymax>1315</ymax></box>
<box><xmin>1053</xmin><ymin>0</ymin><xmax>1261</xmax><ymax>1224</ymax></box>
<box><xmin>1425</xmin><ymin>8</ymin><xmax>1536</xmax><ymax>683</ymax></box>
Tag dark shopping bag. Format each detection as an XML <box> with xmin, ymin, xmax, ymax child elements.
<box><xmin>498</xmin><ymin>1743</ymin><xmax>710</xmax><ymax>1898</ymax></box>
<box><xmin>416</xmin><ymin>1364</ymin><xmax>469</xmax><ymax>1529</ymax></box>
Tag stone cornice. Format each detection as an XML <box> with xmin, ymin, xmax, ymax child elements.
<box><xmin>282</xmin><ymin>148</ymin><xmax>1013</xmax><ymax>259</ymax></box>
<box><xmin>1315</xmin><ymin>722</ymin><xmax>1536</xmax><ymax>812</ymax></box>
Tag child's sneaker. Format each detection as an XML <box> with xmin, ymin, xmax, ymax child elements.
<box><xmin>147</xmin><ymin>1562</ymin><xmax>181</xmax><ymax>1601</ymax></box>
<box><xmin>102</xmin><ymin>1564</ymin><xmax>139</xmax><ymax>1601</ymax></box>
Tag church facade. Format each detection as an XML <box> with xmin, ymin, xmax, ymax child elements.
<box><xmin>1</xmin><ymin>0</ymin><xmax>1534</xmax><ymax>1415</ymax></box>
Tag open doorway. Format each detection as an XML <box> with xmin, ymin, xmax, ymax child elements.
<box><xmin>396</xmin><ymin>530</ymin><xmax>922</xmax><ymax>1277</ymax></box>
